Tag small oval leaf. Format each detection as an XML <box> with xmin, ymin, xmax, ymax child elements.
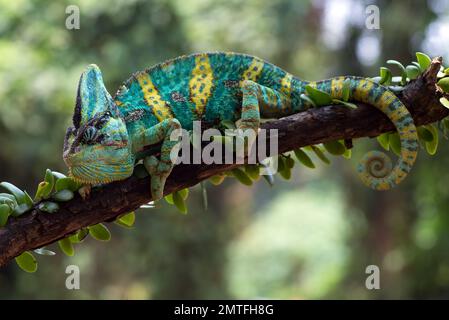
<box><xmin>0</xmin><ymin>204</ymin><xmax>11</xmax><ymax>227</ymax></box>
<box><xmin>58</xmin><ymin>238</ymin><xmax>74</xmax><ymax>256</ymax></box>
<box><xmin>115</xmin><ymin>212</ymin><xmax>136</xmax><ymax>228</ymax></box>
<box><xmin>231</xmin><ymin>168</ymin><xmax>253</xmax><ymax>186</ymax></box>
<box><xmin>15</xmin><ymin>251</ymin><xmax>37</xmax><ymax>273</ymax></box>
<box><xmin>52</xmin><ymin>189</ymin><xmax>74</xmax><ymax>202</ymax></box>
<box><xmin>416</xmin><ymin>52</ymin><xmax>432</xmax><ymax>71</ymax></box>
<box><xmin>323</xmin><ymin>141</ymin><xmax>346</xmax><ymax>156</ymax></box>
<box><xmin>88</xmin><ymin>223</ymin><xmax>111</xmax><ymax>241</ymax></box>
<box><xmin>305</xmin><ymin>85</ymin><xmax>333</xmax><ymax>106</ymax></box>
<box><xmin>294</xmin><ymin>148</ymin><xmax>315</xmax><ymax>169</ymax></box>
<box><xmin>38</xmin><ymin>201</ymin><xmax>59</xmax><ymax>214</ymax></box>
<box><xmin>172</xmin><ymin>191</ymin><xmax>187</xmax><ymax>214</ymax></box>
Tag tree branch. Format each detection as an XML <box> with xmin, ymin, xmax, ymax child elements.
<box><xmin>0</xmin><ymin>57</ymin><xmax>447</xmax><ymax>267</ymax></box>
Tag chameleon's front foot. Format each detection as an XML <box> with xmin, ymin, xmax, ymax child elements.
<box><xmin>144</xmin><ymin>155</ymin><xmax>173</xmax><ymax>201</ymax></box>
<box><xmin>78</xmin><ymin>184</ymin><xmax>92</xmax><ymax>200</ymax></box>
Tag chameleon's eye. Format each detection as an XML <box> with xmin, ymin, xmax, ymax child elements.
<box><xmin>82</xmin><ymin>126</ymin><xmax>98</xmax><ymax>144</ymax></box>
<box><xmin>94</xmin><ymin>111</ymin><xmax>111</xmax><ymax>129</ymax></box>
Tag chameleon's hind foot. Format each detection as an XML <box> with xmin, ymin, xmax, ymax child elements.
<box><xmin>144</xmin><ymin>155</ymin><xmax>173</xmax><ymax>200</ymax></box>
<box><xmin>78</xmin><ymin>184</ymin><xmax>91</xmax><ymax>200</ymax></box>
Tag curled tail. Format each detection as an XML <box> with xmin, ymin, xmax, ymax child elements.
<box><xmin>311</xmin><ymin>76</ymin><xmax>418</xmax><ymax>190</ymax></box>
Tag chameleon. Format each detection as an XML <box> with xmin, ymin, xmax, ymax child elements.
<box><xmin>63</xmin><ymin>52</ymin><xmax>418</xmax><ymax>200</ymax></box>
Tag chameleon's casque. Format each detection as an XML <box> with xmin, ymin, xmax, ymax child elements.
<box><xmin>63</xmin><ymin>52</ymin><xmax>418</xmax><ymax>199</ymax></box>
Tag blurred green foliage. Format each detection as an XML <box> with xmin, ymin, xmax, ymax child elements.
<box><xmin>1</xmin><ymin>0</ymin><xmax>449</xmax><ymax>299</ymax></box>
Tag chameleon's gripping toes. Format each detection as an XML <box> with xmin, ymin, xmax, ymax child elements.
<box><xmin>63</xmin><ymin>52</ymin><xmax>418</xmax><ymax>199</ymax></box>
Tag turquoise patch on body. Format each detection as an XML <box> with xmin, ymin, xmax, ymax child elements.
<box><xmin>149</xmin><ymin>56</ymin><xmax>196</xmax><ymax>129</ymax></box>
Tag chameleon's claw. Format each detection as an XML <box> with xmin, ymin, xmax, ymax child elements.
<box><xmin>78</xmin><ymin>184</ymin><xmax>92</xmax><ymax>200</ymax></box>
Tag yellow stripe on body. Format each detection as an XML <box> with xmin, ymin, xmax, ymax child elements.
<box><xmin>352</xmin><ymin>79</ymin><xmax>375</xmax><ymax>101</ymax></box>
<box><xmin>241</xmin><ymin>57</ymin><xmax>264</xmax><ymax>83</ymax></box>
<box><xmin>280</xmin><ymin>73</ymin><xmax>293</xmax><ymax>97</ymax></box>
<box><xmin>376</xmin><ymin>91</ymin><xmax>397</xmax><ymax>113</ymax></box>
<box><xmin>189</xmin><ymin>54</ymin><xmax>214</xmax><ymax>117</ymax></box>
<box><xmin>136</xmin><ymin>72</ymin><xmax>172</xmax><ymax>122</ymax></box>
<box><xmin>330</xmin><ymin>76</ymin><xmax>346</xmax><ymax>99</ymax></box>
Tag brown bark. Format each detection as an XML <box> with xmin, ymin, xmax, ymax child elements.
<box><xmin>0</xmin><ymin>57</ymin><xmax>447</xmax><ymax>267</ymax></box>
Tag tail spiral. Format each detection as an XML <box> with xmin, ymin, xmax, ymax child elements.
<box><xmin>308</xmin><ymin>76</ymin><xmax>419</xmax><ymax>190</ymax></box>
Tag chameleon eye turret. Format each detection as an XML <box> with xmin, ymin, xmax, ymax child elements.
<box><xmin>63</xmin><ymin>64</ymin><xmax>134</xmax><ymax>185</ymax></box>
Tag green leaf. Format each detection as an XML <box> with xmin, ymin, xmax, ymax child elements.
<box><xmin>0</xmin><ymin>204</ymin><xmax>11</xmax><ymax>227</ymax></box>
<box><xmin>55</xmin><ymin>177</ymin><xmax>81</xmax><ymax>192</ymax></box>
<box><xmin>332</xmin><ymin>99</ymin><xmax>357</xmax><ymax>109</ymax></box>
<box><xmin>387</xmin><ymin>60</ymin><xmax>407</xmax><ymax>85</ymax></box>
<box><xmin>58</xmin><ymin>238</ymin><xmax>74</xmax><ymax>256</ymax></box>
<box><xmin>278</xmin><ymin>164</ymin><xmax>292</xmax><ymax>180</ymax></box>
<box><xmin>305</xmin><ymin>85</ymin><xmax>333</xmax><ymax>106</ymax></box>
<box><xmin>437</xmin><ymin>77</ymin><xmax>449</xmax><ymax>93</ymax></box>
<box><xmin>416</xmin><ymin>52</ymin><xmax>432</xmax><ymax>71</ymax></box>
<box><xmin>0</xmin><ymin>182</ymin><xmax>28</xmax><ymax>205</ymax></box>
<box><xmin>231</xmin><ymin>168</ymin><xmax>253</xmax><ymax>186</ymax></box>
<box><xmin>379</xmin><ymin>67</ymin><xmax>392</xmax><ymax>85</ymax></box>
<box><xmin>34</xmin><ymin>248</ymin><xmax>56</xmax><ymax>256</ymax></box>
<box><xmin>342</xmin><ymin>148</ymin><xmax>352</xmax><ymax>159</ymax></box>
<box><xmin>440</xmin><ymin>97</ymin><xmax>449</xmax><ymax>109</ymax></box>
<box><xmin>342</xmin><ymin>78</ymin><xmax>351</xmax><ymax>101</ymax></box>
<box><xmin>15</xmin><ymin>251</ymin><xmax>37</xmax><ymax>273</ymax></box>
<box><xmin>115</xmin><ymin>212</ymin><xmax>136</xmax><ymax>228</ymax></box>
<box><xmin>412</xmin><ymin>61</ymin><xmax>422</xmax><ymax>71</ymax></box>
<box><xmin>425</xmin><ymin>124</ymin><xmax>439</xmax><ymax>155</ymax></box>
<box><xmin>52</xmin><ymin>189</ymin><xmax>74</xmax><ymax>202</ymax></box>
<box><xmin>209</xmin><ymin>174</ymin><xmax>226</xmax><ymax>186</ymax></box>
<box><xmin>244</xmin><ymin>165</ymin><xmax>260</xmax><ymax>180</ymax></box>
<box><xmin>43</xmin><ymin>169</ymin><xmax>55</xmax><ymax>197</ymax></box>
<box><xmin>178</xmin><ymin>188</ymin><xmax>189</xmax><ymax>200</ymax></box>
<box><xmin>51</xmin><ymin>171</ymin><xmax>67</xmax><ymax>179</ymax></box>
<box><xmin>164</xmin><ymin>193</ymin><xmax>174</xmax><ymax>204</ymax></box>
<box><xmin>417</xmin><ymin>127</ymin><xmax>434</xmax><ymax>142</ymax></box>
<box><xmin>300</xmin><ymin>93</ymin><xmax>317</xmax><ymax>108</ymax></box>
<box><xmin>294</xmin><ymin>148</ymin><xmax>315</xmax><ymax>169</ymax></box>
<box><xmin>23</xmin><ymin>191</ymin><xmax>33</xmax><ymax>207</ymax></box>
<box><xmin>323</xmin><ymin>140</ymin><xmax>346</xmax><ymax>156</ymax></box>
<box><xmin>389</xmin><ymin>132</ymin><xmax>401</xmax><ymax>156</ymax></box>
<box><xmin>377</xmin><ymin>133</ymin><xmax>390</xmax><ymax>151</ymax></box>
<box><xmin>285</xmin><ymin>156</ymin><xmax>295</xmax><ymax>169</ymax></box>
<box><xmin>88</xmin><ymin>223</ymin><xmax>111</xmax><ymax>241</ymax></box>
<box><xmin>0</xmin><ymin>193</ymin><xmax>16</xmax><ymax>205</ymax></box>
<box><xmin>38</xmin><ymin>201</ymin><xmax>59</xmax><ymax>213</ymax></box>
<box><xmin>11</xmin><ymin>203</ymin><xmax>31</xmax><ymax>217</ymax></box>
<box><xmin>69</xmin><ymin>228</ymin><xmax>89</xmax><ymax>243</ymax></box>
<box><xmin>34</xmin><ymin>182</ymin><xmax>49</xmax><ymax>201</ymax></box>
<box><xmin>310</xmin><ymin>145</ymin><xmax>331</xmax><ymax>165</ymax></box>
<box><xmin>173</xmin><ymin>191</ymin><xmax>188</xmax><ymax>214</ymax></box>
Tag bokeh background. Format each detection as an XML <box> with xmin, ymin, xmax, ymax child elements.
<box><xmin>1</xmin><ymin>0</ymin><xmax>449</xmax><ymax>299</ymax></box>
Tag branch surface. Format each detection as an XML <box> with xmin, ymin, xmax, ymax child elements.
<box><xmin>0</xmin><ymin>57</ymin><xmax>447</xmax><ymax>267</ymax></box>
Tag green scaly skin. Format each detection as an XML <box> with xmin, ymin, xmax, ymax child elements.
<box><xmin>63</xmin><ymin>52</ymin><xmax>418</xmax><ymax>200</ymax></box>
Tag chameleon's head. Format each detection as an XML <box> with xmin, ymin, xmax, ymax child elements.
<box><xmin>63</xmin><ymin>64</ymin><xmax>134</xmax><ymax>184</ymax></box>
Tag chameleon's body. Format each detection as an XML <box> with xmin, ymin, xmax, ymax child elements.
<box><xmin>63</xmin><ymin>52</ymin><xmax>418</xmax><ymax>199</ymax></box>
